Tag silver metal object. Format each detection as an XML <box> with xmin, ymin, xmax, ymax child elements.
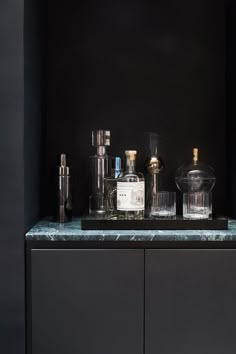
<box><xmin>144</xmin><ymin>132</ymin><xmax>164</xmax><ymax>217</ymax></box>
<box><xmin>92</xmin><ymin>130</ymin><xmax>110</xmax><ymax>147</ymax></box>
<box><xmin>56</xmin><ymin>153</ymin><xmax>72</xmax><ymax>222</ymax></box>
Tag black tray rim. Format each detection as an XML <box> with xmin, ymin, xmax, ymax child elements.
<box><xmin>81</xmin><ymin>216</ymin><xmax>228</xmax><ymax>230</ymax></box>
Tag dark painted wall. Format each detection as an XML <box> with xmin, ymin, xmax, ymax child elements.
<box><xmin>0</xmin><ymin>0</ymin><xmax>25</xmax><ymax>353</ymax></box>
<box><xmin>45</xmin><ymin>0</ymin><xmax>226</xmax><ymax>216</ymax></box>
<box><xmin>24</xmin><ymin>0</ymin><xmax>46</xmax><ymax>229</ymax></box>
<box><xmin>0</xmin><ymin>0</ymin><xmax>45</xmax><ymax>352</ymax></box>
<box><xmin>226</xmin><ymin>0</ymin><xmax>236</xmax><ymax>218</ymax></box>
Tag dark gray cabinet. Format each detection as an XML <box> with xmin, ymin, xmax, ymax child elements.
<box><xmin>30</xmin><ymin>247</ymin><xmax>236</xmax><ymax>354</ymax></box>
<box><xmin>31</xmin><ymin>249</ymin><xmax>144</xmax><ymax>354</ymax></box>
<box><xmin>145</xmin><ymin>250</ymin><xmax>236</xmax><ymax>354</ymax></box>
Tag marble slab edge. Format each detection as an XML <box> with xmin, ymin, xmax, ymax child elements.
<box><xmin>25</xmin><ymin>218</ymin><xmax>236</xmax><ymax>242</ymax></box>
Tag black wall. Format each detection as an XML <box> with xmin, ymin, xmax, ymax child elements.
<box><xmin>24</xmin><ymin>0</ymin><xmax>46</xmax><ymax>229</ymax></box>
<box><xmin>45</xmin><ymin>0</ymin><xmax>226</xmax><ymax>216</ymax></box>
<box><xmin>0</xmin><ymin>0</ymin><xmax>45</xmax><ymax>352</ymax></box>
<box><xmin>226</xmin><ymin>0</ymin><xmax>236</xmax><ymax>218</ymax></box>
<box><xmin>0</xmin><ymin>1</ymin><xmax>25</xmax><ymax>353</ymax></box>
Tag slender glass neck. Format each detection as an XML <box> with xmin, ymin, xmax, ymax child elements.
<box><xmin>96</xmin><ymin>146</ymin><xmax>106</xmax><ymax>156</ymax></box>
<box><xmin>126</xmin><ymin>158</ymin><xmax>136</xmax><ymax>173</ymax></box>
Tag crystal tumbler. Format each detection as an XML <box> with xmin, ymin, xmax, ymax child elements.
<box><xmin>150</xmin><ymin>191</ymin><xmax>176</xmax><ymax>218</ymax></box>
<box><xmin>183</xmin><ymin>192</ymin><xmax>211</xmax><ymax>219</ymax></box>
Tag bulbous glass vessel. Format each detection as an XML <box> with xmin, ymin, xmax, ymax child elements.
<box><xmin>175</xmin><ymin>148</ymin><xmax>216</xmax><ymax>220</ymax></box>
<box><xmin>175</xmin><ymin>148</ymin><xmax>216</xmax><ymax>193</ymax></box>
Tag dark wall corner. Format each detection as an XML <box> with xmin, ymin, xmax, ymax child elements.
<box><xmin>0</xmin><ymin>0</ymin><xmax>25</xmax><ymax>353</ymax></box>
<box><xmin>24</xmin><ymin>0</ymin><xmax>47</xmax><ymax>231</ymax></box>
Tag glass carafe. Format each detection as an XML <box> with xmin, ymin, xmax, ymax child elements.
<box><xmin>175</xmin><ymin>148</ymin><xmax>216</xmax><ymax>219</ymax></box>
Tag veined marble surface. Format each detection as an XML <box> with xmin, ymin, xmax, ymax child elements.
<box><xmin>25</xmin><ymin>218</ymin><xmax>236</xmax><ymax>241</ymax></box>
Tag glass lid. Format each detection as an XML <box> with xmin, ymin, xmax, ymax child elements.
<box><xmin>175</xmin><ymin>148</ymin><xmax>216</xmax><ymax>193</ymax></box>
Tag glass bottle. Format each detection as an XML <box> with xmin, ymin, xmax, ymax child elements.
<box><xmin>117</xmin><ymin>150</ymin><xmax>145</xmax><ymax>220</ymax></box>
<box><xmin>89</xmin><ymin>130</ymin><xmax>110</xmax><ymax>215</ymax></box>
<box><xmin>104</xmin><ymin>157</ymin><xmax>123</xmax><ymax>219</ymax></box>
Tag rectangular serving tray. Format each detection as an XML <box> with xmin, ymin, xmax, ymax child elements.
<box><xmin>81</xmin><ymin>216</ymin><xmax>228</xmax><ymax>230</ymax></box>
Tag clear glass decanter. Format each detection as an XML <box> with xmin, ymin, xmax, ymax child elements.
<box><xmin>104</xmin><ymin>157</ymin><xmax>123</xmax><ymax>219</ymax></box>
<box><xmin>89</xmin><ymin>130</ymin><xmax>110</xmax><ymax>215</ymax></box>
<box><xmin>175</xmin><ymin>148</ymin><xmax>216</xmax><ymax>219</ymax></box>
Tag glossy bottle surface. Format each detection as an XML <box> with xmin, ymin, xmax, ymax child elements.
<box><xmin>117</xmin><ymin>151</ymin><xmax>145</xmax><ymax>220</ymax></box>
<box><xmin>104</xmin><ymin>157</ymin><xmax>123</xmax><ymax>219</ymax></box>
<box><xmin>89</xmin><ymin>130</ymin><xmax>110</xmax><ymax>215</ymax></box>
<box><xmin>56</xmin><ymin>154</ymin><xmax>72</xmax><ymax>223</ymax></box>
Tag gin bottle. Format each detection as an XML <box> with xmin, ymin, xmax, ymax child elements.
<box><xmin>117</xmin><ymin>150</ymin><xmax>145</xmax><ymax>220</ymax></box>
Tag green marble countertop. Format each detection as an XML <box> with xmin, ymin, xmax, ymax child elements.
<box><xmin>25</xmin><ymin>218</ymin><xmax>236</xmax><ymax>242</ymax></box>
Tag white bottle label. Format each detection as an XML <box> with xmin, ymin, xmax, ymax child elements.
<box><xmin>117</xmin><ymin>182</ymin><xmax>145</xmax><ymax>211</ymax></box>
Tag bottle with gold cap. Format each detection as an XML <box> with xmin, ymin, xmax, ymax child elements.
<box><xmin>117</xmin><ymin>150</ymin><xmax>145</xmax><ymax>220</ymax></box>
<box><xmin>175</xmin><ymin>148</ymin><xmax>216</xmax><ymax>219</ymax></box>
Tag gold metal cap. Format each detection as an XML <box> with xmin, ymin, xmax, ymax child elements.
<box><xmin>125</xmin><ymin>150</ymin><xmax>137</xmax><ymax>161</ymax></box>
<box><xmin>193</xmin><ymin>148</ymin><xmax>198</xmax><ymax>165</ymax></box>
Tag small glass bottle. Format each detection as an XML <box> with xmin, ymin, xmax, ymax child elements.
<box><xmin>117</xmin><ymin>150</ymin><xmax>145</xmax><ymax>220</ymax></box>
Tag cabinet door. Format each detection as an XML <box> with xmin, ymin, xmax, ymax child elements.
<box><xmin>31</xmin><ymin>249</ymin><xmax>144</xmax><ymax>354</ymax></box>
<box><xmin>146</xmin><ymin>250</ymin><xmax>236</xmax><ymax>354</ymax></box>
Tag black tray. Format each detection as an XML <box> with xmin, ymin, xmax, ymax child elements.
<box><xmin>81</xmin><ymin>216</ymin><xmax>228</xmax><ymax>230</ymax></box>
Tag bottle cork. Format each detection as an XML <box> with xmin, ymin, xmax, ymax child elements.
<box><xmin>125</xmin><ymin>150</ymin><xmax>137</xmax><ymax>161</ymax></box>
<box><xmin>193</xmin><ymin>148</ymin><xmax>198</xmax><ymax>165</ymax></box>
